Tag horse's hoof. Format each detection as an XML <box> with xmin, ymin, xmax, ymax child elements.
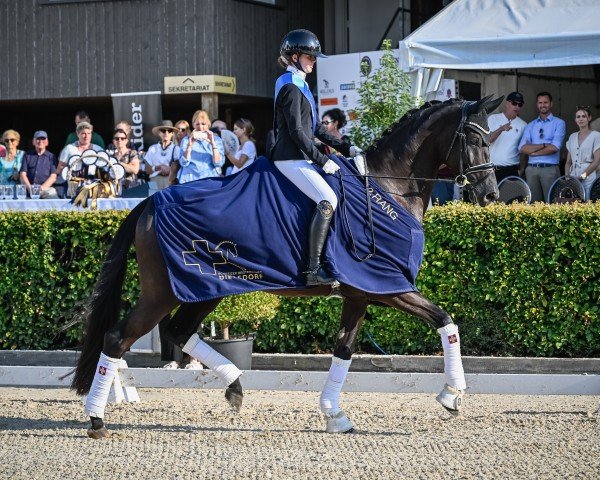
<box><xmin>324</xmin><ymin>410</ymin><xmax>354</xmax><ymax>433</ymax></box>
<box><xmin>87</xmin><ymin>426</ymin><xmax>110</xmax><ymax>439</ymax></box>
<box><xmin>225</xmin><ymin>378</ymin><xmax>243</xmax><ymax>413</ymax></box>
<box><xmin>436</xmin><ymin>384</ymin><xmax>463</xmax><ymax>415</ymax></box>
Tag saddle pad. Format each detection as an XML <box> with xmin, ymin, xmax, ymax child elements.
<box><xmin>153</xmin><ymin>156</ymin><xmax>424</xmax><ymax>302</ymax></box>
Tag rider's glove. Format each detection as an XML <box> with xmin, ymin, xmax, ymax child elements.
<box><xmin>322</xmin><ymin>159</ymin><xmax>341</xmax><ymax>175</ymax></box>
<box><xmin>349</xmin><ymin>145</ymin><xmax>363</xmax><ymax>157</ymax></box>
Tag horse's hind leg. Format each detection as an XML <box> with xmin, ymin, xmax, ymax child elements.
<box><xmin>320</xmin><ymin>286</ymin><xmax>368</xmax><ymax>433</ymax></box>
<box><xmin>162</xmin><ymin>300</ymin><xmax>244</xmax><ymax>412</ymax></box>
<box><xmin>85</xmin><ymin>292</ymin><xmax>179</xmax><ymax>438</ymax></box>
<box><xmin>373</xmin><ymin>290</ymin><xmax>466</xmax><ymax>413</ymax></box>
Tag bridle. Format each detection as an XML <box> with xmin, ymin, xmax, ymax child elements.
<box><xmin>343</xmin><ymin>101</ymin><xmax>495</xmax><ymax>188</ymax></box>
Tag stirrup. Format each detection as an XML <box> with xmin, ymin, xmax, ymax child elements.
<box><xmin>324</xmin><ymin>410</ymin><xmax>354</xmax><ymax>433</ymax></box>
<box><xmin>305</xmin><ymin>266</ymin><xmax>335</xmax><ymax>286</ymax></box>
<box><xmin>436</xmin><ymin>384</ymin><xmax>464</xmax><ymax>414</ymax></box>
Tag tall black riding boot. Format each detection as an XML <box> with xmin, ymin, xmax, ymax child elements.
<box><xmin>305</xmin><ymin>200</ymin><xmax>335</xmax><ymax>286</ymax></box>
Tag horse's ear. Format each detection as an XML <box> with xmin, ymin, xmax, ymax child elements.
<box><xmin>483</xmin><ymin>96</ymin><xmax>504</xmax><ymax>114</ymax></box>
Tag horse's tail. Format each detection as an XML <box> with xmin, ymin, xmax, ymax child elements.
<box><xmin>71</xmin><ymin>198</ymin><xmax>151</xmax><ymax>395</ymax></box>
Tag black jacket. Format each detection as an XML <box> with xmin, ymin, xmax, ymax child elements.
<box><xmin>271</xmin><ymin>83</ymin><xmax>351</xmax><ymax>166</ymax></box>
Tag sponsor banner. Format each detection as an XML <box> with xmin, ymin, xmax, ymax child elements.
<box><xmin>111</xmin><ymin>91</ymin><xmax>162</xmax><ymax>152</ymax></box>
<box><xmin>317</xmin><ymin>50</ymin><xmax>401</xmax><ymax>135</ymax></box>
<box><xmin>164</xmin><ymin>75</ymin><xmax>237</xmax><ymax>95</ymax></box>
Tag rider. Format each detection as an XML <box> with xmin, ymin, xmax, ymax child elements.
<box><xmin>272</xmin><ymin>29</ymin><xmax>353</xmax><ymax>286</ymax></box>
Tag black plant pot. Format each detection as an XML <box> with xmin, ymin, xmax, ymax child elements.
<box><xmin>203</xmin><ymin>334</ymin><xmax>255</xmax><ymax>370</ymax></box>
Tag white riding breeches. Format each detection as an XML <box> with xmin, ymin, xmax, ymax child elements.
<box><xmin>274</xmin><ymin>160</ymin><xmax>338</xmax><ymax>210</ymax></box>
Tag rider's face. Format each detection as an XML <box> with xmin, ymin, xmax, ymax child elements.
<box><xmin>297</xmin><ymin>53</ymin><xmax>316</xmax><ymax>73</ymax></box>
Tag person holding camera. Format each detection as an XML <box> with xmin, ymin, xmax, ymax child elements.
<box><xmin>176</xmin><ymin>110</ymin><xmax>225</xmax><ymax>184</ymax></box>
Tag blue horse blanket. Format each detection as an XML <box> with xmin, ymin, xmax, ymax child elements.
<box><xmin>153</xmin><ymin>156</ymin><xmax>424</xmax><ymax>302</ymax></box>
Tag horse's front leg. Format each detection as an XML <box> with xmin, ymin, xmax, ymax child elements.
<box><xmin>374</xmin><ymin>290</ymin><xmax>465</xmax><ymax>413</ymax></box>
<box><xmin>320</xmin><ymin>286</ymin><xmax>368</xmax><ymax>433</ymax></box>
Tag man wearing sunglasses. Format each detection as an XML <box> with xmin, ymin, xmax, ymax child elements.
<box><xmin>488</xmin><ymin>92</ymin><xmax>527</xmax><ymax>184</ymax></box>
<box><xmin>518</xmin><ymin>91</ymin><xmax>566</xmax><ymax>202</ymax></box>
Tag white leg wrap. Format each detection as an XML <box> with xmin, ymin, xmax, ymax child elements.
<box><xmin>320</xmin><ymin>357</ymin><xmax>352</xmax><ymax>415</ymax></box>
<box><xmin>85</xmin><ymin>353</ymin><xmax>121</xmax><ymax>418</ymax></box>
<box><xmin>438</xmin><ymin>324</ymin><xmax>467</xmax><ymax>390</ymax></box>
<box><xmin>182</xmin><ymin>333</ymin><xmax>242</xmax><ymax>386</ymax></box>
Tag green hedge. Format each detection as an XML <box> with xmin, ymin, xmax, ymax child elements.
<box><xmin>1</xmin><ymin>203</ymin><xmax>599</xmax><ymax>356</ymax></box>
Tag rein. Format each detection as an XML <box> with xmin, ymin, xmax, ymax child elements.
<box><xmin>338</xmin><ymin>101</ymin><xmax>495</xmax><ymax>262</ymax></box>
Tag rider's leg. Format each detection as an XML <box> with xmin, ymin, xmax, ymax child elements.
<box><xmin>274</xmin><ymin>160</ymin><xmax>338</xmax><ymax>285</ymax></box>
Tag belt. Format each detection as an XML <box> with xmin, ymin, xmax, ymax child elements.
<box><xmin>529</xmin><ymin>163</ymin><xmax>558</xmax><ymax>168</ymax></box>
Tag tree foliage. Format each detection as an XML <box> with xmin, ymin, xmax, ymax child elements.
<box><xmin>350</xmin><ymin>39</ymin><xmax>417</xmax><ymax>149</ymax></box>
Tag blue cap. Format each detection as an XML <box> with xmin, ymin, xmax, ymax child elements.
<box><xmin>33</xmin><ymin>130</ymin><xmax>48</xmax><ymax>139</ymax></box>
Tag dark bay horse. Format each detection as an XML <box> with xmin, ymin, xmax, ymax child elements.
<box><xmin>72</xmin><ymin>96</ymin><xmax>502</xmax><ymax>438</ymax></box>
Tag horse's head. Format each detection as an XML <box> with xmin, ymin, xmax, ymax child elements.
<box><xmin>448</xmin><ymin>96</ymin><xmax>503</xmax><ymax>206</ymax></box>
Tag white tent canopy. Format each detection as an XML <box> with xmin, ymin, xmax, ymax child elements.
<box><xmin>399</xmin><ymin>0</ymin><xmax>600</xmax><ymax>97</ymax></box>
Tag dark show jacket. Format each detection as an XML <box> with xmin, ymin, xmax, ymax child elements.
<box><xmin>20</xmin><ymin>150</ymin><xmax>57</xmax><ymax>184</ymax></box>
<box><xmin>271</xmin><ymin>78</ymin><xmax>351</xmax><ymax>166</ymax></box>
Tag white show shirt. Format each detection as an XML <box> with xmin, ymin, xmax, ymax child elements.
<box><xmin>488</xmin><ymin>113</ymin><xmax>527</xmax><ymax>167</ymax></box>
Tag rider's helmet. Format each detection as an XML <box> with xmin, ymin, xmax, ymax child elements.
<box><xmin>279</xmin><ymin>29</ymin><xmax>326</xmax><ymax>68</ymax></box>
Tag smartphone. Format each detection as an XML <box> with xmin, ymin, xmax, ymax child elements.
<box><xmin>193</xmin><ymin>131</ymin><xmax>207</xmax><ymax>141</ymax></box>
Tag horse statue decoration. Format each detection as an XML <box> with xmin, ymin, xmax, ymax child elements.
<box><xmin>70</xmin><ymin>96</ymin><xmax>502</xmax><ymax>438</ymax></box>
<box><xmin>61</xmin><ymin>149</ymin><xmax>126</xmax><ymax>208</ymax></box>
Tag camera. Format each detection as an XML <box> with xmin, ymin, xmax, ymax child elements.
<box><xmin>193</xmin><ymin>131</ymin><xmax>207</xmax><ymax>141</ymax></box>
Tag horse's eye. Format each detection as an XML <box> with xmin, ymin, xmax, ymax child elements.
<box><xmin>470</xmin><ymin>137</ymin><xmax>481</xmax><ymax>146</ymax></box>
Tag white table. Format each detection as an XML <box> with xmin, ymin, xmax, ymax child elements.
<box><xmin>0</xmin><ymin>198</ymin><xmax>145</xmax><ymax>211</ymax></box>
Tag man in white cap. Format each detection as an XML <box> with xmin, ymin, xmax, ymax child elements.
<box><xmin>19</xmin><ymin>130</ymin><xmax>59</xmax><ymax>199</ymax></box>
<box><xmin>488</xmin><ymin>92</ymin><xmax>527</xmax><ymax>184</ymax></box>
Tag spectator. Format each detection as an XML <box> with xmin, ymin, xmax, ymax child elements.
<box><xmin>177</xmin><ymin>110</ymin><xmax>225</xmax><ymax>183</ymax></box>
<box><xmin>64</xmin><ymin>110</ymin><xmax>105</xmax><ymax>149</ymax></box>
<box><xmin>19</xmin><ymin>131</ymin><xmax>59</xmax><ymax>199</ymax></box>
<box><xmin>211</xmin><ymin>119</ymin><xmax>228</xmax><ymax>133</ymax></box>
<box><xmin>0</xmin><ymin>129</ymin><xmax>24</xmax><ymax>185</ymax></box>
<box><xmin>110</xmin><ymin>128</ymin><xmax>140</xmax><ymax>191</ymax></box>
<box><xmin>225</xmin><ymin>118</ymin><xmax>257</xmax><ymax>175</ymax></box>
<box><xmin>144</xmin><ymin>121</ymin><xmax>180</xmax><ymax>190</ymax></box>
<box><xmin>107</xmin><ymin>120</ymin><xmax>136</xmax><ymax>152</ymax></box>
<box><xmin>174</xmin><ymin>120</ymin><xmax>190</xmax><ymax>146</ymax></box>
<box><xmin>488</xmin><ymin>92</ymin><xmax>527</xmax><ymax>183</ymax></box>
<box><xmin>315</xmin><ymin>108</ymin><xmax>351</xmax><ymax>156</ymax></box>
<box><xmin>519</xmin><ymin>92</ymin><xmax>566</xmax><ymax>202</ymax></box>
<box><xmin>564</xmin><ymin>106</ymin><xmax>600</xmax><ymax>199</ymax></box>
<box><xmin>58</xmin><ymin>121</ymin><xmax>103</xmax><ymax>197</ymax></box>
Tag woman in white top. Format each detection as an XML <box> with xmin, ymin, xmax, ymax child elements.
<box><xmin>565</xmin><ymin>106</ymin><xmax>600</xmax><ymax>199</ymax></box>
<box><xmin>144</xmin><ymin>122</ymin><xmax>180</xmax><ymax>190</ymax></box>
<box><xmin>225</xmin><ymin>118</ymin><xmax>257</xmax><ymax>175</ymax></box>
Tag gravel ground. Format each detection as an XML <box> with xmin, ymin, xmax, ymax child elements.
<box><xmin>0</xmin><ymin>387</ymin><xmax>598</xmax><ymax>480</ymax></box>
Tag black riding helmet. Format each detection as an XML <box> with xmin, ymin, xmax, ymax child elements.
<box><xmin>279</xmin><ymin>29</ymin><xmax>327</xmax><ymax>69</ymax></box>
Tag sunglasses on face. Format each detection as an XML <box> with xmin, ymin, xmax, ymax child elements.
<box><xmin>113</xmin><ymin>136</ymin><xmax>127</xmax><ymax>141</ymax></box>
<box><xmin>322</xmin><ymin>120</ymin><xmax>334</xmax><ymax>126</ymax></box>
<box><xmin>178</xmin><ymin>128</ymin><xmax>187</xmax><ymax>132</ymax></box>
<box><xmin>509</xmin><ymin>101</ymin><xmax>523</xmax><ymax>107</ymax></box>
<box><xmin>5</xmin><ymin>138</ymin><xmax>18</xmax><ymax>142</ymax></box>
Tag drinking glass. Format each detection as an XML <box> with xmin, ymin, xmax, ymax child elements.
<box><xmin>3</xmin><ymin>184</ymin><xmax>14</xmax><ymax>200</ymax></box>
<box><xmin>16</xmin><ymin>184</ymin><xmax>27</xmax><ymax>200</ymax></box>
<box><xmin>30</xmin><ymin>184</ymin><xmax>41</xmax><ymax>200</ymax></box>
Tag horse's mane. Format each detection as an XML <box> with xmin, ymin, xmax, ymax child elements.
<box><xmin>365</xmin><ymin>98</ymin><xmax>462</xmax><ymax>156</ymax></box>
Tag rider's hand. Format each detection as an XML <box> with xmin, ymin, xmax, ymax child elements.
<box><xmin>322</xmin><ymin>159</ymin><xmax>340</xmax><ymax>175</ymax></box>
<box><xmin>349</xmin><ymin>145</ymin><xmax>363</xmax><ymax>157</ymax></box>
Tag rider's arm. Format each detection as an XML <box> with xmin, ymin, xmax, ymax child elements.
<box><xmin>279</xmin><ymin>84</ymin><xmax>330</xmax><ymax>167</ymax></box>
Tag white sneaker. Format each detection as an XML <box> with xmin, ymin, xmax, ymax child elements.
<box><xmin>162</xmin><ymin>361</ymin><xmax>179</xmax><ymax>369</ymax></box>
<box><xmin>184</xmin><ymin>359</ymin><xmax>203</xmax><ymax>370</ymax></box>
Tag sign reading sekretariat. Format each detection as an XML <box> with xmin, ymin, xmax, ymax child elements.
<box><xmin>164</xmin><ymin>75</ymin><xmax>237</xmax><ymax>95</ymax></box>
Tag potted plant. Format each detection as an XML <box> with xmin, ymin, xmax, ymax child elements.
<box><xmin>203</xmin><ymin>291</ymin><xmax>280</xmax><ymax>370</ymax></box>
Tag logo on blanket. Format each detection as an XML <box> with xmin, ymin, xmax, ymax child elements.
<box><xmin>368</xmin><ymin>187</ymin><xmax>399</xmax><ymax>221</ymax></box>
<box><xmin>182</xmin><ymin>239</ymin><xmax>263</xmax><ymax>281</ymax></box>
